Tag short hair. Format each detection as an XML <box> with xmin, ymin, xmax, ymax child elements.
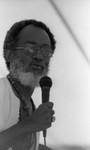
<box><xmin>3</xmin><ymin>19</ymin><xmax>56</xmax><ymax>71</ymax></box>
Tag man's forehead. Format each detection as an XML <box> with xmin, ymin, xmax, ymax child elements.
<box><xmin>17</xmin><ymin>25</ymin><xmax>51</xmax><ymax>46</ymax></box>
<box><xmin>19</xmin><ymin>25</ymin><xmax>44</xmax><ymax>33</ymax></box>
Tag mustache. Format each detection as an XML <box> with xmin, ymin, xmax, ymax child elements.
<box><xmin>18</xmin><ymin>57</ymin><xmax>49</xmax><ymax>68</ymax></box>
<box><xmin>12</xmin><ymin>58</ymin><xmax>49</xmax><ymax>75</ymax></box>
<box><xmin>20</xmin><ymin>60</ymin><xmax>49</xmax><ymax>70</ymax></box>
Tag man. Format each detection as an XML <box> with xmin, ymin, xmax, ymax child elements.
<box><xmin>0</xmin><ymin>19</ymin><xmax>56</xmax><ymax>150</ymax></box>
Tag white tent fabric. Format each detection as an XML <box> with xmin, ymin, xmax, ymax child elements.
<box><xmin>0</xmin><ymin>0</ymin><xmax>90</xmax><ymax>150</ymax></box>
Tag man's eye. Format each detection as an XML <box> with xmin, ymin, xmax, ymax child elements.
<box><xmin>29</xmin><ymin>48</ymin><xmax>34</xmax><ymax>53</ymax></box>
<box><xmin>25</xmin><ymin>47</ymin><xmax>35</xmax><ymax>53</ymax></box>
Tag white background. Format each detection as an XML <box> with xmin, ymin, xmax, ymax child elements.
<box><xmin>0</xmin><ymin>0</ymin><xmax>90</xmax><ymax>149</ymax></box>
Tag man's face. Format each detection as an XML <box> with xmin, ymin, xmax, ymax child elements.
<box><xmin>10</xmin><ymin>25</ymin><xmax>52</xmax><ymax>87</ymax></box>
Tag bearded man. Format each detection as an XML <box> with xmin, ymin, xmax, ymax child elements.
<box><xmin>0</xmin><ymin>19</ymin><xmax>56</xmax><ymax>150</ymax></box>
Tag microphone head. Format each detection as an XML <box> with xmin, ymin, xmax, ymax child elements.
<box><xmin>39</xmin><ymin>76</ymin><xmax>52</xmax><ymax>88</ymax></box>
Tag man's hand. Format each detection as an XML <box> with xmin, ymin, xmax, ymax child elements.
<box><xmin>22</xmin><ymin>102</ymin><xmax>55</xmax><ymax>133</ymax></box>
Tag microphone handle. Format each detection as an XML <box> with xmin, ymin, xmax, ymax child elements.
<box><xmin>41</xmin><ymin>87</ymin><xmax>50</xmax><ymax>103</ymax></box>
<box><xmin>43</xmin><ymin>130</ymin><xmax>47</xmax><ymax>138</ymax></box>
<box><xmin>41</xmin><ymin>87</ymin><xmax>50</xmax><ymax>139</ymax></box>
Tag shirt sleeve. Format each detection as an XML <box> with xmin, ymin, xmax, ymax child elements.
<box><xmin>0</xmin><ymin>79</ymin><xmax>5</xmax><ymax>132</ymax></box>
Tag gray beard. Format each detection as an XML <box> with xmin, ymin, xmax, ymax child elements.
<box><xmin>12</xmin><ymin>71</ymin><xmax>43</xmax><ymax>88</ymax></box>
<box><xmin>10</xmin><ymin>59</ymin><xmax>49</xmax><ymax>88</ymax></box>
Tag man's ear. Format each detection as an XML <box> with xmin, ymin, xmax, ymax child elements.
<box><xmin>5</xmin><ymin>50</ymin><xmax>13</xmax><ymax>62</ymax></box>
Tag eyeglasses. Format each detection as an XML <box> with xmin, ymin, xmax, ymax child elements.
<box><xmin>13</xmin><ymin>44</ymin><xmax>53</xmax><ymax>58</ymax></box>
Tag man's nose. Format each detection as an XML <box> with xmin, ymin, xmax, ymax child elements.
<box><xmin>32</xmin><ymin>50</ymin><xmax>43</xmax><ymax>61</ymax></box>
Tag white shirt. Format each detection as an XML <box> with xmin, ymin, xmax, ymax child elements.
<box><xmin>0</xmin><ymin>77</ymin><xmax>40</xmax><ymax>150</ymax></box>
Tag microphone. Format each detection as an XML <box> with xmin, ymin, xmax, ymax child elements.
<box><xmin>39</xmin><ymin>76</ymin><xmax>52</xmax><ymax>144</ymax></box>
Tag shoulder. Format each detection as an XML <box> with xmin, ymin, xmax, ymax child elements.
<box><xmin>0</xmin><ymin>77</ymin><xmax>9</xmax><ymax>91</ymax></box>
<box><xmin>0</xmin><ymin>77</ymin><xmax>6</xmax><ymax>92</ymax></box>
<box><xmin>0</xmin><ymin>77</ymin><xmax>10</xmax><ymax>104</ymax></box>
